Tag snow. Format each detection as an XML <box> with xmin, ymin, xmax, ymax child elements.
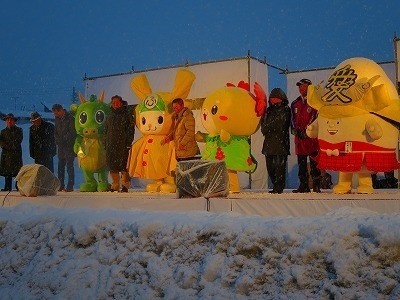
<box><xmin>0</xmin><ymin>201</ymin><xmax>399</xmax><ymax>299</ymax></box>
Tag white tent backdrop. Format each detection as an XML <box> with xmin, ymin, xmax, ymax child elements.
<box><xmin>286</xmin><ymin>61</ymin><xmax>397</xmax><ymax>189</ymax></box>
<box><xmin>84</xmin><ymin>57</ymin><xmax>268</xmax><ymax>189</ymax></box>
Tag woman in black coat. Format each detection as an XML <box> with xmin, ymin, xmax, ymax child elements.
<box><xmin>0</xmin><ymin>114</ymin><xmax>23</xmax><ymax>191</ymax></box>
<box><xmin>261</xmin><ymin>88</ymin><xmax>291</xmax><ymax>194</ymax></box>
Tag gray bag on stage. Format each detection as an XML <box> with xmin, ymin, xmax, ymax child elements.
<box><xmin>15</xmin><ymin>164</ymin><xmax>60</xmax><ymax>197</ymax></box>
<box><xmin>175</xmin><ymin>160</ymin><xmax>229</xmax><ymax>198</ymax></box>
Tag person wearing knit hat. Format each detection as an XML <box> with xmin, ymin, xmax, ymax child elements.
<box><xmin>0</xmin><ymin>113</ymin><xmax>23</xmax><ymax>191</ymax></box>
<box><xmin>261</xmin><ymin>88</ymin><xmax>291</xmax><ymax>194</ymax></box>
<box><xmin>52</xmin><ymin>104</ymin><xmax>76</xmax><ymax>192</ymax></box>
<box><xmin>290</xmin><ymin>78</ymin><xmax>321</xmax><ymax>193</ymax></box>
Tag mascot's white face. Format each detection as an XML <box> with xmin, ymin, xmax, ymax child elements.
<box><xmin>138</xmin><ymin>111</ymin><xmax>166</xmax><ymax>134</ymax></box>
<box><xmin>318</xmin><ymin>116</ymin><xmax>356</xmax><ymax>143</ymax></box>
<box><xmin>325</xmin><ymin>119</ymin><xmax>341</xmax><ymax>136</ymax></box>
<box><xmin>318</xmin><ymin>114</ymin><xmax>399</xmax><ymax>147</ymax></box>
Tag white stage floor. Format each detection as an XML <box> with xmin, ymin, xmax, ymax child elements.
<box><xmin>1</xmin><ymin>189</ymin><xmax>399</xmax><ymax>218</ymax></box>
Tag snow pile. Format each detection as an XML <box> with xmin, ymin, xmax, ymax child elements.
<box><xmin>0</xmin><ymin>204</ymin><xmax>399</xmax><ymax>299</ymax></box>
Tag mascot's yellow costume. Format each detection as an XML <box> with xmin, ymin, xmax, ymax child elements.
<box><xmin>196</xmin><ymin>81</ymin><xmax>266</xmax><ymax>193</ymax></box>
<box><xmin>127</xmin><ymin>69</ymin><xmax>196</xmax><ymax>193</ymax></box>
<box><xmin>306</xmin><ymin>57</ymin><xmax>400</xmax><ymax>194</ymax></box>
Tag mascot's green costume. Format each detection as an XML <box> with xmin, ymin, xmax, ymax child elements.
<box><xmin>71</xmin><ymin>90</ymin><xmax>111</xmax><ymax>192</ymax></box>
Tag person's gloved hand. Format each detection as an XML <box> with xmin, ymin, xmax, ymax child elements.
<box><xmin>297</xmin><ymin>129</ymin><xmax>307</xmax><ymax>139</ymax></box>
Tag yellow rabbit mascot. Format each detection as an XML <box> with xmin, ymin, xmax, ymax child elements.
<box><xmin>127</xmin><ymin>69</ymin><xmax>196</xmax><ymax>193</ymax></box>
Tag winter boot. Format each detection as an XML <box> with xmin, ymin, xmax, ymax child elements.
<box><xmin>292</xmin><ymin>181</ymin><xmax>310</xmax><ymax>193</ymax></box>
<box><xmin>292</xmin><ymin>175</ymin><xmax>310</xmax><ymax>193</ymax></box>
<box><xmin>312</xmin><ymin>177</ymin><xmax>321</xmax><ymax>193</ymax></box>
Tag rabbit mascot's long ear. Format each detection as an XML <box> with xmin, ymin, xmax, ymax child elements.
<box><xmin>130</xmin><ymin>74</ymin><xmax>153</xmax><ymax>101</ymax></box>
<box><xmin>166</xmin><ymin>69</ymin><xmax>196</xmax><ymax>102</ymax></box>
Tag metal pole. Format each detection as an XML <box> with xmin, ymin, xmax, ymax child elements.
<box><xmin>247</xmin><ymin>51</ymin><xmax>252</xmax><ymax>190</ymax></box>
<box><xmin>393</xmin><ymin>34</ymin><xmax>400</xmax><ymax>188</ymax></box>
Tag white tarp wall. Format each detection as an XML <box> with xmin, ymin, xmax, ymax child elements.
<box><xmin>85</xmin><ymin>58</ymin><xmax>268</xmax><ymax>189</ymax></box>
<box><xmin>286</xmin><ymin>61</ymin><xmax>397</xmax><ymax>189</ymax></box>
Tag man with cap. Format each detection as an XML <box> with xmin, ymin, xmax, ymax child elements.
<box><xmin>52</xmin><ymin>104</ymin><xmax>76</xmax><ymax>192</ymax></box>
<box><xmin>290</xmin><ymin>79</ymin><xmax>321</xmax><ymax>193</ymax></box>
<box><xmin>0</xmin><ymin>113</ymin><xmax>23</xmax><ymax>191</ymax></box>
<box><xmin>29</xmin><ymin>111</ymin><xmax>56</xmax><ymax>172</ymax></box>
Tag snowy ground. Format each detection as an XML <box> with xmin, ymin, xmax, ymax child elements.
<box><xmin>0</xmin><ymin>202</ymin><xmax>399</xmax><ymax>299</ymax></box>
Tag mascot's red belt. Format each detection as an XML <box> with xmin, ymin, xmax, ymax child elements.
<box><xmin>316</xmin><ymin>140</ymin><xmax>400</xmax><ymax>172</ymax></box>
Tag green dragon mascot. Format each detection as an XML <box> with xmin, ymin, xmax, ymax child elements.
<box><xmin>71</xmin><ymin>90</ymin><xmax>111</xmax><ymax>192</ymax></box>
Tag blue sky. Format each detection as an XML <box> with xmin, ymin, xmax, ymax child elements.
<box><xmin>0</xmin><ymin>0</ymin><xmax>399</xmax><ymax>110</ymax></box>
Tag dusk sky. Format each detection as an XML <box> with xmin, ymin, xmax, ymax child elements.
<box><xmin>0</xmin><ymin>0</ymin><xmax>399</xmax><ymax>111</ymax></box>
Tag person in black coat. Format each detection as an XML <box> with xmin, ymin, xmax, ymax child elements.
<box><xmin>104</xmin><ymin>95</ymin><xmax>135</xmax><ymax>192</ymax></box>
<box><xmin>29</xmin><ymin>112</ymin><xmax>56</xmax><ymax>172</ymax></box>
<box><xmin>261</xmin><ymin>88</ymin><xmax>291</xmax><ymax>194</ymax></box>
<box><xmin>52</xmin><ymin>104</ymin><xmax>76</xmax><ymax>192</ymax></box>
<box><xmin>0</xmin><ymin>114</ymin><xmax>23</xmax><ymax>191</ymax></box>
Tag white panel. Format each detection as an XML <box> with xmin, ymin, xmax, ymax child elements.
<box><xmin>249</xmin><ymin>59</ymin><xmax>268</xmax><ymax>189</ymax></box>
<box><xmin>85</xmin><ymin>59</ymin><xmax>250</xmax><ymax>104</ymax></box>
<box><xmin>84</xmin><ymin>58</ymin><xmax>268</xmax><ymax>190</ymax></box>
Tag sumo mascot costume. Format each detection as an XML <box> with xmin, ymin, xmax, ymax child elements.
<box><xmin>196</xmin><ymin>81</ymin><xmax>266</xmax><ymax>193</ymax></box>
<box><xmin>306</xmin><ymin>57</ymin><xmax>400</xmax><ymax>194</ymax></box>
<box><xmin>127</xmin><ymin>69</ymin><xmax>196</xmax><ymax>193</ymax></box>
<box><xmin>71</xmin><ymin>91</ymin><xmax>111</xmax><ymax>192</ymax></box>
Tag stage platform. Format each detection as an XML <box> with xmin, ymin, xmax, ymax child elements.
<box><xmin>0</xmin><ymin>190</ymin><xmax>400</xmax><ymax>217</ymax></box>
<box><xmin>1</xmin><ymin>189</ymin><xmax>399</xmax><ymax>218</ymax></box>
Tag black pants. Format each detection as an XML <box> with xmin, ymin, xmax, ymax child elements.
<box><xmin>3</xmin><ymin>176</ymin><xmax>12</xmax><ymax>191</ymax></box>
<box><xmin>265</xmin><ymin>155</ymin><xmax>288</xmax><ymax>192</ymax></box>
<box><xmin>35</xmin><ymin>156</ymin><xmax>54</xmax><ymax>173</ymax></box>
<box><xmin>58</xmin><ymin>157</ymin><xmax>75</xmax><ymax>189</ymax></box>
<box><xmin>297</xmin><ymin>152</ymin><xmax>321</xmax><ymax>188</ymax></box>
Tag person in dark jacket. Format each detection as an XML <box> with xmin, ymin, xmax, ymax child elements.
<box><xmin>290</xmin><ymin>78</ymin><xmax>321</xmax><ymax>193</ymax></box>
<box><xmin>0</xmin><ymin>114</ymin><xmax>23</xmax><ymax>191</ymax></box>
<box><xmin>261</xmin><ymin>88</ymin><xmax>291</xmax><ymax>194</ymax></box>
<box><xmin>29</xmin><ymin>111</ymin><xmax>56</xmax><ymax>172</ymax></box>
<box><xmin>52</xmin><ymin>104</ymin><xmax>76</xmax><ymax>192</ymax></box>
<box><xmin>104</xmin><ymin>95</ymin><xmax>135</xmax><ymax>192</ymax></box>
